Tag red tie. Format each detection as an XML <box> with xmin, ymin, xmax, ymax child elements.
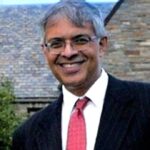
<box><xmin>67</xmin><ymin>97</ymin><xmax>88</xmax><ymax>150</ymax></box>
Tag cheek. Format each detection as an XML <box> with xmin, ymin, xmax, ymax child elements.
<box><xmin>44</xmin><ymin>53</ymin><xmax>57</xmax><ymax>69</ymax></box>
<box><xmin>90</xmin><ymin>51</ymin><xmax>102</xmax><ymax>70</ymax></box>
<box><xmin>88</xmin><ymin>46</ymin><xmax>102</xmax><ymax>62</ymax></box>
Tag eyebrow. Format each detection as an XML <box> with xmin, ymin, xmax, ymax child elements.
<box><xmin>72</xmin><ymin>34</ymin><xmax>89</xmax><ymax>40</ymax></box>
<box><xmin>46</xmin><ymin>37</ymin><xmax>63</xmax><ymax>43</ymax></box>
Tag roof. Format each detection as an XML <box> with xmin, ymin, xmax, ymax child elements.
<box><xmin>105</xmin><ymin>0</ymin><xmax>124</xmax><ymax>25</ymax></box>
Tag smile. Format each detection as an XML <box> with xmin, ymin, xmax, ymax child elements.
<box><xmin>58</xmin><ymin>61</ymin><xmax>85</xmax><ymax>74</ymax></box>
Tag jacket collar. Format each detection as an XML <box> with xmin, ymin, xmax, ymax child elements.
<box><xmin>94</xmin><ymin>74</ymin><xmax>135</xmax><ymax>150</ymax></box>
<box><xmin>36</xmin><ymin>94</ymin><xmax>63</xmax><ymax>150</ymax></box>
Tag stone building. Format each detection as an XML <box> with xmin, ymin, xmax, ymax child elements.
<box><xmin>0</xmin><ymin>0</ymin><xmax>149</xmax><ymax>115</ymax></box>
<box><xmin>105</xmin><ymin>0</ymin><xmax>150</xmax><ymax>81</ymax></box>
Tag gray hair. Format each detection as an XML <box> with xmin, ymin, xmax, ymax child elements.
<box><xmin>41</xmin><ymin>0</ymin><xmax>108</xmax><ymax>38</ymax></box>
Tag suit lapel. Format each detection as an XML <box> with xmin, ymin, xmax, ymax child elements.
<box><xmin>94</xmin><ymin>75</ymin><xmax>135</xmax><ymax>150</ymax></box>
<box><xmin>35</xmin><ymin>94</ymin><xmax>63</xmax><ymax>150</ymax></box>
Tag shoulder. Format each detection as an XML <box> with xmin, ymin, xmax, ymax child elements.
<box><xmin>108</xmin><ymin>74</ymin><xmax>150</xmax><ymax>95</ymax></box>
<box><xmin>107</xmin><ymin>74</ymin><xmax>150</xmax><ymax>109</ymax></box>
<box><xmin>20</xmin><ymin>96</ymin><xmax>62</xmax><ymax>127</ymax></box>
<box><xmin>108</xmin><ymin>74</ymin><xmax>150</xmax><ymax>114</ymax></box>
<box><xmin>25</xmin><ymin>99</ymin><xmax>60</xmax><ymax>124</ymax></box>
<box><xmin>12</xmin><ymin>95</ymin><xmax>63</xmax><ymax>145</ymax></box>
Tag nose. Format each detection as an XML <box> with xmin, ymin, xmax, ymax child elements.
<box><xmin>61</xmin><ymin>41</ymin><xmax>78</xmax><ymax>58</ymax></box>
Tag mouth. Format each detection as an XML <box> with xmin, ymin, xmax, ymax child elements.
<box><xmin>57</xmin><ymin>60</ymin><xmax>86</xmax><ymax>74</ymax></box>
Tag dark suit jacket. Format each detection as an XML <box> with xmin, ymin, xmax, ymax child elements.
<box><xmin>12</xmin><ymin>75</ymin><xmax>150</xmax><ymax>150</ymax></box>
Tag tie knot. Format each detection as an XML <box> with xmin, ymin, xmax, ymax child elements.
<box><xmin>75</xmin><ymin>97</ymin><xmax>89</xmax><ymax>110</ymax></box>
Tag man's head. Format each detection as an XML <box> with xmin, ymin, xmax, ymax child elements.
<box><xmin>41</xmin><ymin>0</ymin><xmax>108</xmax><ymax>96</ymax></box>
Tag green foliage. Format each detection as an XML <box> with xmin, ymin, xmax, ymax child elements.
<box><xmin>0</xmin><ymin>77</ymin><xmax>22</xmax><ymax>150</ymax></box>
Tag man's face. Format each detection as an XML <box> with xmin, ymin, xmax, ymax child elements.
<box><xmin>42</xmin><ymin>18</ymin><xmax>107</xmax><ymax>96</ymax></box>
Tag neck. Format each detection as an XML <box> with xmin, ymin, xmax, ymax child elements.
<box><xmin>65</xmin><ymin>70</ymin><xmax>102</xmax><ymax>96</ymax></box>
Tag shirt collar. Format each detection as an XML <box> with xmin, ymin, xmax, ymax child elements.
<box><xmin>85</xmin><ymin>68</ymin><xmax>108</xmax><ymax>107</ymax></box>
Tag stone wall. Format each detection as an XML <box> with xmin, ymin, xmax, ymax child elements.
<box><xmin>105</xmin><ymin>0</ymin><xmax>150</xmax><ymax>82</ymax></box>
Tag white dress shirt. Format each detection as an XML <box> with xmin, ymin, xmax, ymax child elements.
<box><xmin>62</xmin><ymin>69</ymin><xmax>108</xmax><ymax>150</ymax></box>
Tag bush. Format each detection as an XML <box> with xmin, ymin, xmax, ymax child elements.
<box><xmin>0</xmin><ymin>77</ymin><xmax>22</xmax><ymax>150</ymax></box>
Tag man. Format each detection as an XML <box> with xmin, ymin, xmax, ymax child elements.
<box><xmin>12</xmin><ymin>0</ymin><xmax>150</xmax><ymax>150</ymax></box>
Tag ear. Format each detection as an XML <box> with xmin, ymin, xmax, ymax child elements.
<box><xmin>41</xmin><ymin>44</ymin><xmax>48</xmax><ymax>59</ymax></box>
<box><xmin>99</xmin><ymin>37</ymin><xmax>108</xmax><ymax>57</ymax></box>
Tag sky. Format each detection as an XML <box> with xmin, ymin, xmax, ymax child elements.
<box><xmin>0</xmin><ymin>0</ymin><xmax>118</xmax><ymax>5</ymax></box>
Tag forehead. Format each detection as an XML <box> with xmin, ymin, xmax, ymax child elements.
<box><xmin>44</xmin><ymin>17</ymin><xmax>95</xmax><ymax>40</ymax></box>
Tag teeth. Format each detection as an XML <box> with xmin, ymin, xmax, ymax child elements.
<box><xmin>63</xmin><ymin>64</ymin><xmax>79</xmax><ymax>68</ymax></box>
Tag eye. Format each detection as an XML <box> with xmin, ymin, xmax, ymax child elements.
<box><xmin>47</xmin><ymin>39</ymin><xmax>64</xmax><ymax>49</ymax></box>
<box><xmin>73</xmin><ymin>35</ymin><xmax>90</xmax><ymax>45</ymax></box>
